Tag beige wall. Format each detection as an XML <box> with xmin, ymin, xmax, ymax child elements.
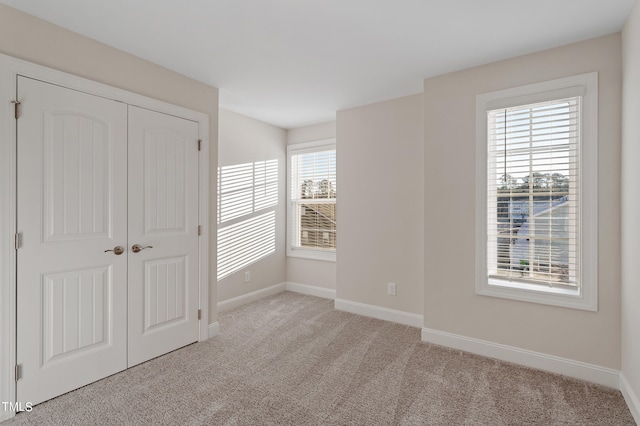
<box><xmin>0</xmin><ymin>4</ymin><xmax>220</xmax><ymax>322</ymax></box>
<box><xmin>424</xmin><ymin>34</ymin><xmax>622</xmax><ymax>368</ymax></box>
<box><xmin>286</xmin><ymin>121</ymin><xmax>338</xmax><ymax>290</ymax></box>
<box><xmin>217</xmin><ymin>109</ymin><xmax>287</xmax><ymax>301</ymax></box>
<box><xmin>622</xmin><ymin>0</ymin><xmax>640</xmax><ymax>414</ymax></box>
<box><xmin>337</xmin><ymin>94</ymin><xmax>424</xmax><ymax>314</ymax></box>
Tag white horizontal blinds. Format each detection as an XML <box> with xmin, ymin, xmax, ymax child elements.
<box><xmin>217</xmin><ymin>159</ymin><xmax>278</xmax><ymax>280</ymax></box>
<box><xmin>290</xmin><ymin>148</ymin><xmax>337</xmax><ymax>251</ymax></box>
<box><xmin>487</xmin><ymin>97</ymin><xmax>580</xmax><ymax>287</ymax></box>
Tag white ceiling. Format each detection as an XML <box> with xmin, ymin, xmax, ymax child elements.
<box><xmin>0</xmin><ymin>0</ymin><xmax>636</xmax><ymax>129</ymax></box>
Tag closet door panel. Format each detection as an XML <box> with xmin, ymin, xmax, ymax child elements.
<box><xmin>127</xmin><ymin>105</ymin><xmax>200</xmax><ymax>367</ymax></box>
<box><xmin>16</xmin><ymin>76</ymin><xmax>128</xmax><ymax>405</ymax></box>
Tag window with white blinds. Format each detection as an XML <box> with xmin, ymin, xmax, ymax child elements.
<box><xmin>216</xmin><ymin>159</ymin><xmax>278</xmax><ymax>281</ymax></box>
<box><xmin>287</xmin><ymin>139</ymin><xmax>336</xmax><ymax>261</ymax></box>
<box><xmin>487</xmin><ymin>98</ymin><xmax>579</xmax><ymax>288</ymax></box>
<box><xmin>476</xmin><ymin>73</ymin><xmax>598</xmax><ymax>311</ymax></box>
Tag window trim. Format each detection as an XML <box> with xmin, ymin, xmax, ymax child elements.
<box><xmin>287</xmin><ymin>138</ymin><xmax>337</xmax><ymax>262</ymax></box>
<box><xmin>475</xmin><ymin>73</ymin><xmax>598</xmax><ymax>311</ymax></box>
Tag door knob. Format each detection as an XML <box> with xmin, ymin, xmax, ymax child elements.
<box><xmin>105</xmin><ymin>246</ymin><xmax>125</xmax><ymax>255</ymax></box>
<box><xmin>131</xmin><ymin>244</ymin><xmax>153</xmax><ymax>253</ymax></box>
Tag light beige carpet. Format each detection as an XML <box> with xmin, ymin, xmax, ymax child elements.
<box><xmin>5</xmin><ymin>291</ymin><xmax>635</xmax><ymax>425</ymax></box>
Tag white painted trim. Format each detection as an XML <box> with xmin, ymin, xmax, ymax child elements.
<box><xmin>334</xmin><ymin>299</ymin><xmax>423</xmax><ymax>328</ymax></box>
<box><xmin>421</xmin><ymin>327</ymin><xmax>619</xmax><ymax>388</ymax></box>
<box><xmin>217</xmin><ymin>282</ymin><xmax>336</xmax><ymax>313</ymax></box>
<box><xmin>0</xmin><ymin>53</ymin><xmax>18</xmax><ymax>423</ymax></box>
<box><xmin>620</xmin><ymin>373</ymin><xmax>640</xmax><ymax>424</ymax></box>
<box><xmin>197</xmin><ymin>108</ymin><xmax>210</xmax><ymax>343</ymax></box>
<box><xmin>286</xmin><ymin>139</ymin><xmax>337</xmax><ymax>263</ymax></box>
<box><xmin>9</xmin><ymin>57</ymin><xmax>206</xmax><ymax>123</ymax></box>
<box><xmin>217</xmin><ymin>283</ymin><xmax>286</xmax><ymax>313</ymax></box>
<box><xmin>0</xmin><ymin>51</ymin><xmax>211</xmax><ymax>411</ymax></box>
<box><xmin>285</xmin><ymin>282</ymin><xmax>336</xmax><ymax>299</ymax></box>
<box><xmin>475</xmin><ymin>72</ymin><xmax>598</xmax><ymax>312</ymax></box>
<box><xmin>207</xmin><ymin>322</ymin><xmax>221</xmax><ymax>339</ymax></box>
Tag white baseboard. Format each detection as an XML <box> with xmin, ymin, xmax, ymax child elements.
<box><xmin>217</xmin><ymin>283</ymin><xmax>286</xmax><ymax>313</ymax></box>
<box><xmin>620</xmin><ymin>373</ymin><xmax>640</xmax><ymax>424</ymax></box>
<box><xmin>421</xmin><ymin>327</ymin><xmax>620</xmax><ymax>388</ymax></box>
<box><xmin>217</xmin><ymin>282</ymin><xmax>336</xmax><ymax>314</ymax></box>
<box><xmin>208</xmin><ymin>322</ymin><xmax>220</xmax><ymax>339</ymax></box>
<box><xmin>334</xmin><ymin>298</ymin><xmax>423</xmax><ymax>328</ymax></box>
<box><xmin>285</xmin><ymin>282</ymin><xmax>336</xmax><ymax>299</ymax></box>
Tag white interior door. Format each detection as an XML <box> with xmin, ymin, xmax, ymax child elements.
<box><xmin>127</xmin><ymin>106</ymin><xmax>200</xmax><ymax>367</ymax></box>
<box><xmin>16</xmin><ymin>77</ymin><xmax>128</xmax><ymax>405</ymax></box>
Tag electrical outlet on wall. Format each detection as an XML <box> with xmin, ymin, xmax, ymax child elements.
<box><xmin>388</xmin><ymin>282</ymin><xmax>396</xmax><ymax>296</ymax></box>
<box><xmin>245</xmin><ymin>271</ymin><xmax>251</xmax><ymax>282</ymax></box>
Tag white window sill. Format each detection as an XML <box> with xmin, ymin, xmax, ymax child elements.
<box><xmin>287</xmin><ymin>249</ymin><xmax>336</xmax><ymax>263</ymax></box>
<box><xmin>477</xmin><ymin>277</ymin><xmax>596</xmax><ymax>311</ymax></box>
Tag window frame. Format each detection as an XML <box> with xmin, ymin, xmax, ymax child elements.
<box><xmin>287</xmin><ymin>139</ymin><xmax>337</xmax><ymax>262</ymax></box>
<box><xmin>475</xmin><ymin>73</ymin><xmax>598</xmax><ymax>311</ymax></box>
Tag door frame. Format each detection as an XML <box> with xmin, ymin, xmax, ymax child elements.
<box><xmin>0</xmin><ymin>53</ymin><xmax>211</xmax><ymax>421</ymax></box>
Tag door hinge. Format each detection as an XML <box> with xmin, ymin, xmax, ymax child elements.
<box><xmin>15</xmin><ymin>364</ymin><xmax>21</xmax><ymax>382</ymax></box>
<box><xmin>11</xmin><ymin>100</ymin><xmax>20</xmax><ymax>119</ymax></box>
<box><xmin>14</xmin><ymin>232</ymin><xmax>20</xmax><ymax>250</ymax></box>
<box><xmin>197</xmin><ymin>309</ymin><xmax>202</xmax><ymax>320</ymax></box>
<box><xmin>198</xmin><ymin>225</ymin><xmax>202</xmax><ymax>236</ymax></box>
<box><xmin>198</xmin><ymin>139</ymin><xmax>202</xmax><ymax>151</ymax></box>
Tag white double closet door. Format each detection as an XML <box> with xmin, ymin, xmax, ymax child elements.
<box><xmin>16</xmin><ymin>77</ymin><xmax>200</xmax><ymax>405</ymax></box>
